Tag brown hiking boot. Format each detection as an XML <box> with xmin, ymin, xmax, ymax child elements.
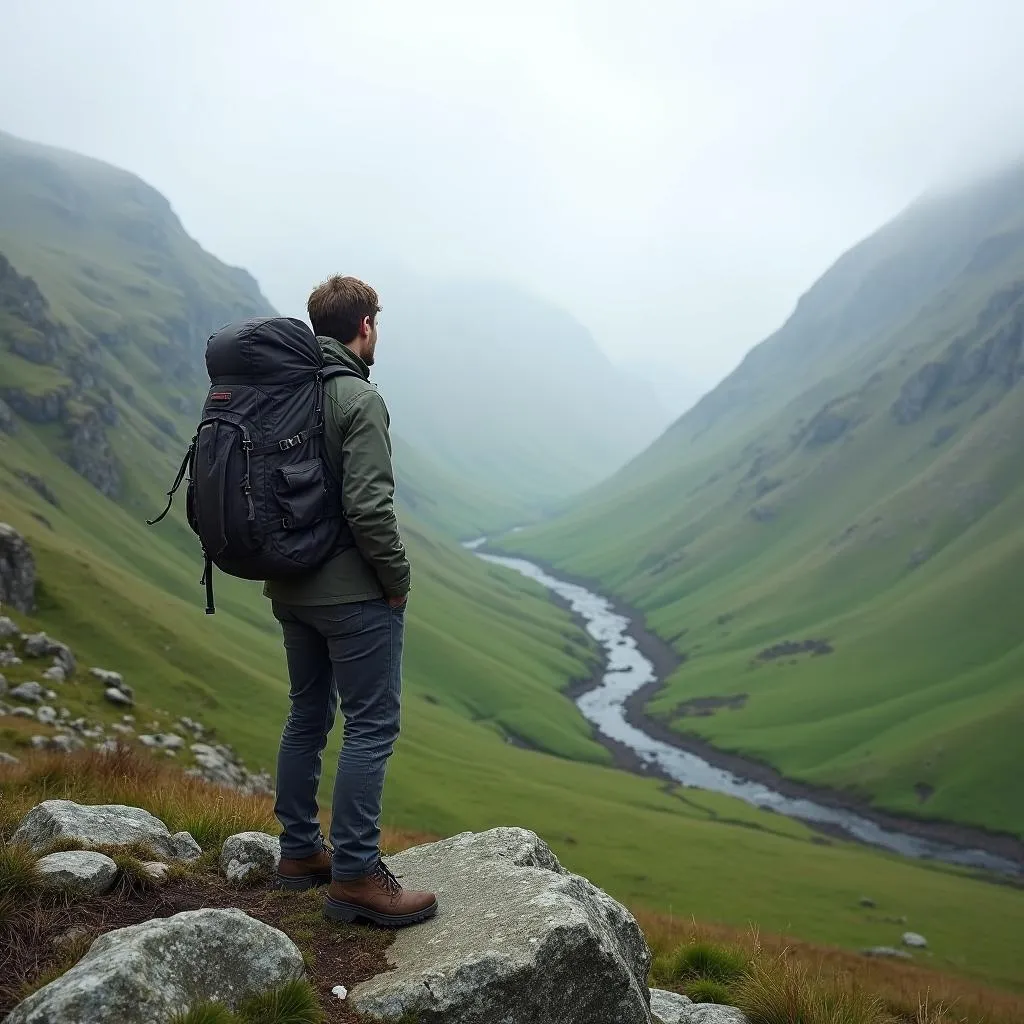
<box><xmin>324</xmin><ymin>861</ymin><xmax>437</xmax><ymax>927</ymax></box>
<box><xmin>277</xmin><ymin>846</ymin><xmax>332</xmax><ymax>891</ymax></box>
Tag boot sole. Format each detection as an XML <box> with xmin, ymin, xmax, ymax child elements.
<box><xmin>323</xmin><ymin>894</ymin><xmax>438</xmax><ymax>928</ymax></box>
<box><xmin>277</xmin><ymin>872</ymin><xmax>331</xmax><ymax>892</ymax></box>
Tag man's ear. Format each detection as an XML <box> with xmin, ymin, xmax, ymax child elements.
<box><xmin>360</xmin><ymin>315</ymin><xmax>373</xmax><ymax>338</ymax></box>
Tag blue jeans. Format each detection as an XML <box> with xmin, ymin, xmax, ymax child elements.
<box><xmin>272</xmin><ymin>599</ymin><xmax>405</xmax><ymax>880</ymax></box>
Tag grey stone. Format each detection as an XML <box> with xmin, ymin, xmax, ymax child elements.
<box><xmin>902</xmin><ymin>931</ymin><xmax>928</xmax><ymax>948</ymax></box>
<box><xmin>11</xmin><ymin>681</ymin><xmax>44</xmax><ymax>703</ymax></box>
<box><xmin>51</xmin><ymin>734</ymin><xmax>85</xmax><ymax>752</ymax></box>
<box><xmin>138</xmin><ymin>734</ymin><xmax>161</xmax><ymax>748</ymax></box>
<box><xmin>0</xmin><ymin>523</ymin><xmax>36</xmax><ymax>613</ymax></box>
<box><xmin>141</xmin><ymin>861</ymin><xmax>171</xmax><ymax>882</ymax></box>
<box><xmin>12</xmin><ymin>800</ymin><xmax>202</xmax><ymax>861</ymax></box>
<box><xmin>349</xmin><ymin>828</ymin><xmax>651</xmax><ymax>1024</ymax></box>
<box><xmin>94</xmin><ymin>739</ymin><xmax>120</xmax><ymax>754</ymax></box>
<box><xmin>4</xmin><ymin>908</ymin><xmax>305</xmax><ymax>1024</ymax></box>
<box><xmin>30</xmin><ymin>735</ymin><xmax>50</xmax><ymax>749</ymax></box>
<box><xmin>171</xmin><ymin>831</ymin><xmax>203</xmax><ymax>861</ymax></box>
<box><xmin>41</xmin><ymin>665</ymin><xmax>66</xmax><ymax>683</ymax></box>
<box><xmin>0</xmin><ymin>750</ymin><xmax>20</xmax><ymax>764</ymax></box>
<box><xmin>862</xmin><ymin>946</ymin><xmax>913</xmax><ymax>960</ymax></box>
<box><xmin>89</xmin><ymin>667</ymin><xmax>124</xmax><ymax>688</ymax></box>
<box><xmin>36</xmin><ymin>704</ymin><xmax>57</xmax><ymax>725</ymax></box>
<box><xmin>0</xmin><ymin>672</ymin><xmax>6</xmax><ymax>696</ymax></box>
<box><xmin>44</xmin><ymin>688</ymin><xmax>57</xmax><ymax>701</ymax></box>
<box><xmin>22</xmin><ymin>632</ymin><xmax>75</xmax><ymax>676</ymax></box>
<box><xmin>651</xmin><ymin>988</ymin><xmax>694</xmax><ymax>1023</ymax></box>
<box><xmin>689</xmin><ymin>1007</ymin><xmax>749</xmax><ymax>1024</ymax></box>
<box><xmin>11</xmin><ymin>706</ymin><xmax>35</xmax><ymax>718</ymax></box>
<box><xmin>858</xmin><ymin>896</ymin><xmax>876</xmax><ymax>908</ymax></box>
<box><xmin>220</xmin><ymin>831</ymin><xmax>281</xmax><ymax>882</ymax></box>
<box><xmin>104</xmin><ymin>687</ymin><xmax>133</xmax><ymax>707</ymax></box>
<box><xmin>36</xmin><ymin>850</ymin><xmax>119</xmax><ymax>896</ymax></box>
<box><xmin>110</xmin><ymin>723</ymin><xmax>134</xmax><ymax>735</ymax></box>
<box><xmin>0</xmin><ymin>615</ymin><xmax>21</xmax><ymax>640</ymax></box>
<box><xmin>159</xmin><ymin>732</ymin><xmax>185</xmax><ymax>750</ymax></box>
<box><xmin>0</xmin><ymin>644</ymin><xmax>22</xmax><ymax>667</ymax></box>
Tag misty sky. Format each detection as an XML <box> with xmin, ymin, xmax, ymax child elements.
<box><xmin>3</xmin><ymin>0</ymin><xmax>1024</xmax><ymax>394</ymax></box>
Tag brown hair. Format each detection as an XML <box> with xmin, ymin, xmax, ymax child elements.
<box><xmin>307</xmin><ymin>276</ymin><xmax>380</xmax><ymax>343</ymax></box>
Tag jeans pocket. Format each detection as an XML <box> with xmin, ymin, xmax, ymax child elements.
<box><xmin>318</xmin><ymin>603</ymin><xmax>363</xmax><ymax>638</ymax></box>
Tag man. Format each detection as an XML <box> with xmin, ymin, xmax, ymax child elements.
<box><xmin>267</xmin><ymin>275</ymin><xmax>437</xmax><ymax>927</ymax></box>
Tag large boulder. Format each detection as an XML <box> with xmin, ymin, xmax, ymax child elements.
<box><xmin>689</xmin><ymin>1007</ymin><xmax>749</xmax><ymax>1024</ymax></box>
<box><xmin>11</xmin><ymin>800</ymin><xmax>201</xmax><ymax>861</ymax></box>
<box><xmin>349</xmin><ymin>828</ymin><xmax>651</xmax><ymax>1024</ymax></box>
<box><xmin>0</xmin><ymin>523</ymin><xmax>35</xmax><ymax>613</ymax></box>
<box><xmin>220</xmin><ymin>831</ymin><xmax>281</xmax><ymax>883</ymax></box>
<box><xmin>36</xmin><ymin>850</ymin><xmax>119</xmax><ymax>896</ymax></box>
<box><xmin>4</xmin><ymin>908</ymin><xmax>304</xmax><ymax>1024</ymax></box>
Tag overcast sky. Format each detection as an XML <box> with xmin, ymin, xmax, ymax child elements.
<box><xmin>3</xmin><ymin>0</ymin><xmax>1024</xmax><ymax>393</ymax></box>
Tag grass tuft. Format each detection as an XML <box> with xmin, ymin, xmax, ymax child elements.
<box><xmin>237</xmin><ymin>978</ymin><xmax>324</xmax><ymax>1024</ymax></box>
<box><xmin>171</xmin><ymin>1003</ymin><xmax>241</xmax><ymax>1024</ymax></box>
<box><xmin>0</xmin><ymin>842</ymin><xmax>41</xmax><ymax>926</ymax></box>
<box><xmin>170</xmin><ymin>981</ymin><xmax>324</xmax><ymax>1024</ymax></box>
<box><xmin>667</xmin><ymin>940</ymin><xmax>749</xmax><ymax>985</ymax></box>
<box><xmin>687</xmin><ymin>979</ymin><xmax>734</xmax><ymax>1004</ymax></box>
<box><xmin>736</xmin><ymin>950</ymin><xmax>894</xmax><ymax>1024</ymax></box>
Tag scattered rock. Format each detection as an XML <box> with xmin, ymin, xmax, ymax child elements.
<box><xmin>689</xmin><ymin>1007</ymin><xmax>748</xmax><ymax>1024</ymax></box>
<box><xmin>0</xmin><ymin>643</ymin><xmax>23</xmax><ymax>667</ymax></box>
<box><xmin>0</xmin><ymin>672</ymin><xmax>6</xmax><ymax>696</ymax></box>
<box><xmin>862</xmin><ymin>946</ymin><xmax>913</xmax><ymax>960</ymax></box>
<box><xmin>902</xmin><ymin>931</ymin><xmax>928</xmax><ymax>949</ymax></box>
<box><xmin>22</xmin><ymin>633</ymin><xmax>75</xmax><ymax>676</ymax></box>
<box><xmin>0</xmin><ymin>615</ymin><xmax>21</xmax><ymax>640</ymax></box>
<box><xmin>756</xmin><ymin>639</ymin><xmax>833</xmax><ymax>661</ymax></box>
<box><xmin>220</xmin><ymin>831</ymin><xmax>281</xmax><ymax>883</ymax></box>
<box><xmin>651</xmin><ymin>988</ymin><xmax>694</xmax><ymax>1023</ymax></box>
<box><xmin>140</xmin><ymin>732</ymin><xmax>184</xmax><ymax>750</ymax></box>
<box><xmin>110</xmin><ymin>723</ymin><xmax>134</xmax><ymax>735</ymax></box>
<box><xmin>89</xmin><ymin>667</ymin><xmax>124</xmax><ymax>688</ymax></box>
<box><xmin>11</xmin><ymin>681</ymin><xmax>44</xmax><ymax>703</ymax></box>
<box><xmin>36</xmin><ymin>705</ymin><xmax>57</xmax><ymax>725</ymax></box>
<box><xmin>11</xmin><ymin>706</ymin><xmax>35</xmax><ymax>718</ymax></box>
<box><xmin>892</xmin><ymin>362</ymin><xmax>947</xmax><ymax>424</ymax></box>
<box><xmin>171</xmin><ymin>831</ymin><xmax>203</xmax><ymax>861</ymax></box>
<box><xmin>141</xmin><ymin>861</ymin><xmax>171</xmax><ymax>883</ymax></box>
<box><xmin>0</xmin><ymin>523</ymin><xmax>36</xmax><ymax>613</ymax></box>
<box><xmin>41</xmin><ymin>665</ymin><xmax>66</xmax><ymax>683</ymax></box>
<box><xmin>13</xmin><ymin>470</ymin><xmax>60</xmax><ymax>507</ymax></box>
<box><xmin>348</xmin><ymin>828</ymin><xmax>651</xmax><ymax>1024</ymax></box>
<box><xmin>0</xmin><ymin>751</ymin><xmax>20</xmax><ymax>764</ymax></box>
<box><xmin>187</xmin><ymin>742</ymin><xmax>274</xmax><ymax>795</ymax></box>
<box><xmin>4</xmin><ymin>908</ymin><xmax>305</xmax><ymax>1024</ymax></box>
<box><xmin>36</xmin><ymin>850</ymin><xmax>119</xmax><ymax>896</ymax></box>
<box><xmin>11</xmin><ymin>799</ymin><xmax>202</xmax><ymax>861</ymax></box>
<box><xmin>50</xmin><ymin>734</ymin><xmax>85</xmax><ymax>752</ymax></box>
<box><xmin>104</xmin><ymin>687</ymin><xmax>133</xmax><ymax>707</ymax></box>
<box><xmin>858</xmin><ymin>896</ymin><xmax>876</xmax><ymax>908</ymax></box>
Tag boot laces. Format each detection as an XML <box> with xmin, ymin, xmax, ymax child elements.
<box><xmin>373</xmin><ymin>860</ymin><xmax>402</xmax><ymax>895</ymax></box>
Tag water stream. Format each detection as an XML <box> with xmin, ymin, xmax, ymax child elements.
<box><xmin>468</xmin><ymin>540</ymin><xmax>1020</xmax><ymax>876</ymax></box>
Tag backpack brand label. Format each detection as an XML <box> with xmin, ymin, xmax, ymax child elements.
<box><xmin>210</xmin><ymin>391</ymin><xmax>232</xmax><ymax>402</ymax></box>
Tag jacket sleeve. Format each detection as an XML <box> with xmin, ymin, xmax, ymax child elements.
<box><xmin>336</xmin><ymin>389</ymin><xmax>411</xmax><ymax>597</ymax></box>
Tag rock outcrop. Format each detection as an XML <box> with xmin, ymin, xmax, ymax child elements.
<box><xmin>11</xmin><ymin>800</ymin><xmax>201</xmax><ymax>861</ymax></box>
<box><xmin>0</xmin><ymin>522</ymin><xmax>36</xmax><ymax>613</ymax></box>
<box><xmin>650</xmin><ymin>988</ymin><xmax>694</xmax><ymax>1023</ymax></box>
<box><xmin>5</xmin><ymin>908</ymin><xmax>304</xmax><ymax>1024</ymax></box>
<box><xmin>349</xmin><ymin>828</ymin><xmax>652</xmax><ymax>1024</ymax></box>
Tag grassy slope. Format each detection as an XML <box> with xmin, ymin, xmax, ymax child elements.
<box><xmin>508</xmin><ymin>166</ymin><xmax>1024</xmax><ymax>838</ymax></box>
<box><xmin>2</xmin><ymin>132</ymin><xmax>1023</xmax><ymax>991</ymax></box>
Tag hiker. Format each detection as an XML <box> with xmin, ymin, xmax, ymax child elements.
<box><xmin>266</xmin><ymin>276</ymin><xmax>437</xmax><ymax>927</ymax></box>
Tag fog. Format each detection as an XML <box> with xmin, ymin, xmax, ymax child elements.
<box><xmin>2</xmin><ymin>0</ymin><xmax>1024</xmax><ymax>395</ymax></box>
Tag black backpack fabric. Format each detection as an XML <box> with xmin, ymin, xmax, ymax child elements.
<box><xmin>148</xmin><ymin>317</ymin><xmax>355</xmax><ymax>613</ymax></box>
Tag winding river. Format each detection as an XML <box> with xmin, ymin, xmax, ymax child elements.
<box><xmin>467</xmin><ymin>540</ymin><xmax>1021</xmax><ymax>876</ymax></box>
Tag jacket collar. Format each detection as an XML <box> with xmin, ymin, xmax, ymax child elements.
<box><xmin>318</xmin><ymin>335</ymin><xmax>370</xmax><ymax>380</ymax></box>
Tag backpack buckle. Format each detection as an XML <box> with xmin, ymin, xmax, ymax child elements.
<box><xmin>278</xmin><ymin>436</ymin><xmax>299</xmax><ymax>451</ymax></box>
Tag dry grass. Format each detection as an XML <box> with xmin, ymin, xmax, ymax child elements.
<box><xmin>637</xmin><ymin>910</ymin><xmax>1024</xmax><ymax>1024</ymax></box>
<box><xmin>0</xmin><ymin>747</ymin><xmax>435</xmax><ymax>854</ymax></box>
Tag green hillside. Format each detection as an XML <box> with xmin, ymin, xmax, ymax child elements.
<box><xmin>508</xmin><ymin>164</ymin><xmax>1024</xmax><ymax>838</ymax></box>
<box><xmin>2</xmin><ymin>131</ymin><xmax>1024</xmax><ymax>993</ymax></box>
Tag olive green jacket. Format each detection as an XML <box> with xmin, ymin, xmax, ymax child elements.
<box><xmin>265</xmin><ymin>338</ymin><xmax>411</xmax><ymax>605</ymax></box>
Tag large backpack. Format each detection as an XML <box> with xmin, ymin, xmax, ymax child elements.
<box><xmin>148</xmin><ymin>317</ymin><xmax>355</xmax><ymax>613</ymax></box>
